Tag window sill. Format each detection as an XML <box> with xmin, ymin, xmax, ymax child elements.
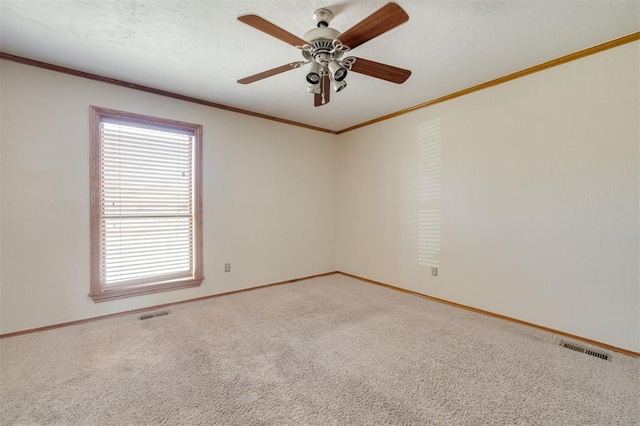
<box><xmin>89</xmin><ymin>277</ymin><xmax>204</xmax><ymax>303</ymax></box>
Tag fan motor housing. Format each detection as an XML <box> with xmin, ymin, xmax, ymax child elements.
<box><xmin>303</xmin><ymin>27</ymin><xmax>344</xmax><ymax>63</ymax></box>
<box><xmin>303</xmin><ymin>27</ymin><xmax>340</xmax><ymax>45</ymax></box>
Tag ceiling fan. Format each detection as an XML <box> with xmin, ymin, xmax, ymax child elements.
<box><xmin>237</xmin><ymin>2</ymin><xmax>411</xmax><ymax>107</ymax></box>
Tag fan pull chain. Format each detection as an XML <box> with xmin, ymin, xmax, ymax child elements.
<box><xmin>321</xmin><ymin>74</ymin><xmax>327</xmax><ymax>104</ymax></box>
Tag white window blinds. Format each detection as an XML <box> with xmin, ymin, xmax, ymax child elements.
<box><xmin>99</xmin><ymin>119</ymin><xmax>196</xmax><ymax>288</ymax></box>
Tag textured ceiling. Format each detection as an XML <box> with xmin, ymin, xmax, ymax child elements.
<box><xmin>1</xmin><ymin>1</ymin><xmax>638</xmax><ymax>132</ymax></box>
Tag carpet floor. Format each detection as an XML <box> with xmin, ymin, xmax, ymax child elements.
<box><xmin>1</xmin><ymin>274</ymin><xmax>638</xmax><ymax>425</ymax></box>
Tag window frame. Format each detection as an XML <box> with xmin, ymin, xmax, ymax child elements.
<box><xmin>89</xmin><ymin>106</ymin><xmax>203</xmax><ymax>302</ymax></box>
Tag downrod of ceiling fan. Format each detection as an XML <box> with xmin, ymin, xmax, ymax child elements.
<box><xmin>312</xmin><ymin>8</ymin><xmax>334</xmax><ymax>28</ymax></box>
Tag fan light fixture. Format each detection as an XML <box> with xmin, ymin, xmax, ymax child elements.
<box><xmin>306</xmin><ymin>61</ymin><xmax>322</xmax><ymax>84</ymax></box>
<box><xmin>333</xmin><ymin>79</ymin><xmax>347</xmax><ymax>92</ymax></box>
<box><xmin>237</xmin><ymin>3</ymin><xmax>412</xmax><ymax>107</ymax></box>
<box><xmin>328</xmin><ymin>60</ymin><xmax>347</xmax><ymax>81</ymax></box>
<box><xmin>297</xmin><ymin>9</ymin><xmax>354</xmax><ymax>100</ymax></box>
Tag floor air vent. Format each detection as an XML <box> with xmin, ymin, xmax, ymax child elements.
<box><xmin>139</xmin><ymin>310</ymin><xmax>170</xmax><ymax>320</ymax></box>
<box><xmin>560</xmin><ymin>341</ymin><xmax>609</xmax><ymax>361</ymax></box>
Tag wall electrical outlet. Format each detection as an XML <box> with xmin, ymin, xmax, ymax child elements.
<box><xmin>224</xmin><ymin>263</ymin><xmax>231</xmax><ymax>273</ymax></box>
<box><xmin>431</xmin><ymin>267</ymin><xmax>438</xmax><ymax>277</ymax></box>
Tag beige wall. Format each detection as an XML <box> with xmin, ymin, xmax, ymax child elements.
<box><xmin>0</xmin><ymin>61</ymin><xmax>337</xmax><ymax>334</ymax></box>
<box><xmin>2</xmin><ymin>41</ymin><xmax>639</xmax><ymax>352</ymax></box>
<box><xmin>337</xmin><ymin>41</ymin><xmax>640</xmax><ymax>352</ymax></box>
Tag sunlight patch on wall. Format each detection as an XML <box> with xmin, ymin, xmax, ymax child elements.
<box><xmin>418</xmin><ymin>119</ymin><xmax>441</xmax><ymax>267</ymax></box>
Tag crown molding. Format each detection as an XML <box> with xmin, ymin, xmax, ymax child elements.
<box><xmin>337</xmin><ymin>32</ymin><xmax>640</xmax><ymax>134</ymax></box>
<box><xmin>0</xmin><ymin>52</ymin><xmax>338</xmax><ymax>135</ymax></box>
<box><xmin>1</xmin><ymin>31</ymin><xmax>638</xmax><ymax>135</ymax></box>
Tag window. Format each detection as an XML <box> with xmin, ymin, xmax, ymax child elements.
<box><xmin>90</xmin><ymin>106</ymin><xmax>203</xmax><ymax>302</ymax></box>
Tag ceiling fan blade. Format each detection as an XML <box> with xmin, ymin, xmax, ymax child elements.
<box><xmin>238</xmin><ymin>62</ymin><xmax>305</xmax><ymax>84</ymax></box>
<box><xmin>314</xmin><ymin>74</ymin><xmax>331</xmax><ymax>107</ymax></box>
<box><xmin>337</xmin><ymin>3</ymin><xmax>409</xmax><ymax>50</ymax></box>
<box><xmin>346</xmin><ymin>57</ymin><xmax>411</xmax><ymax>84</ymax></box>
<box><xmin>238</xmin><ymin>14</ymin><xmax>307</xmax><ymax>47</ymax></box>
